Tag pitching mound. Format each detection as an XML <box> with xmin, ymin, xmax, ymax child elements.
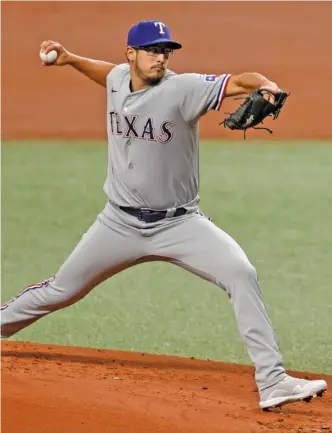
<box><xmin>2</xmin><ymin>341</ymin><xmax>331</xmax><ymax>433</ymax></box>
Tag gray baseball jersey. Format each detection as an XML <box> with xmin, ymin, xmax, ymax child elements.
<box><xmin>1</xmin><ymin>62</ymin><xmax>288</xmax><ymax>394</ymax></box>
<box><xmin>103</xmin><ymin>64</ymin><xmax>231</xmax><ymax>210</ymax></box>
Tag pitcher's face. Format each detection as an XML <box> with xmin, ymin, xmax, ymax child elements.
<box><xmin>127</xmin><ymin>45</ymin><xmax>173</xmax><ymax>86</ymax></box>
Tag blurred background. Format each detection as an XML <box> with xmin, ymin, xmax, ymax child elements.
<box><xmin>2</xmin><ymin>1</ymin><xmax>332</xmax><ymax>140</ymax></box>
<box><xmin>2</xmin><ymin>2</ymin><xmax>332</xmax><ymax>374</ymax></box>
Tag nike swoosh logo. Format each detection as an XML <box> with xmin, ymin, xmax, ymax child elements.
<box><xmin>111</xmin><ymin>89</ymin><xmax>118</xmax><ymax>93</ymax></box>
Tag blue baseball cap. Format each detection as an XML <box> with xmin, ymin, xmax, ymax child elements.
<box><xmin>127</xmin><ymin>20</ymin><xmax>182</xmax><ymax>50</ymax></box>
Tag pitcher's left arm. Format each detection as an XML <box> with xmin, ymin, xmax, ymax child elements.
<box><xmin>225</xmin><ymin>73</ymin><xmax>280</xmax><ymax>99</ymax></box>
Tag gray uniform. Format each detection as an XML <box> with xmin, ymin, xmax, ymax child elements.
<box><xmin>104</xmin><ymin>64</ymin><xmax>229</xmax><ymax>210</ymax></box>
<box><xmin>1</xmin><ymin>64</ymin><xmax>286</xmax><ymax>392</ymax></box>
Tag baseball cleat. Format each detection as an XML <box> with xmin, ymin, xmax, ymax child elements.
<box><xmin>259</xmin><ymin>375</ymin><xmax>327</xmax><ymax>411</ymax></box>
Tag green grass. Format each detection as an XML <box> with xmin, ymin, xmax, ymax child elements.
<box><xmin>2</xmin><ymin>140</ymin><xmax>332</xmax><ymax>374</ymax></box>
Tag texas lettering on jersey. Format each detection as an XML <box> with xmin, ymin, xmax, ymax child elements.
<box><xmin>109</xmin><ymin>111</ymin><xmax>174</xmax><ymax>143</ymax></box>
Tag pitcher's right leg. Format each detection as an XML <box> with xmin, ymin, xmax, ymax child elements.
<box><xmin>1</xmin><ymin>213</ymin><xmax>146</xmax><ymax>338</ymax></box>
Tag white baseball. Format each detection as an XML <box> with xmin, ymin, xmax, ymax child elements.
<box><xmin>40</xmin><ymin>49</ymin><xmax>58</xmax><ymax>64</ymax></box>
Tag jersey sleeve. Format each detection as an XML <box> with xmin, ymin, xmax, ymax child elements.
<box><xmin>106</xmin><ymin>63</ymin><xmax>130</xmax><ymax>91</ymax></box>
<box><xmin>176</xmin><ymin>73</ymin><xmax>232</xmax><ymax>123</ymax></box>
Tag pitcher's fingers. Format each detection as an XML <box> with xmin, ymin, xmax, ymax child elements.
<box><xmin>42</xmin><ymin>44</ymin><xmax>59</xmax><ymax>55</ymax></box>
<box><xmin>40</xmin><ymin>40</ymin><xmax>56</xmax><ymax>52</ymax></box>
<box><xmin>260</xmin><ymin>83</ymin><xmax>279</xmax><ymax>94</ymax></box>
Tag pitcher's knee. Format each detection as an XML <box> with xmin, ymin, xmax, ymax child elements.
<box><xmin>43</xmin><ymin>285</ymin><xmax>73</xmax><ymax>309</ymax></box>
<box><xmin>227</xmin><ymin>260</ymin><xmax>258</xmax><ymax>283</ymax></box>
<box><xmin>29</xmin><ymin>277</ymin><xmax>85</xmax><ymax>311</ymax></box>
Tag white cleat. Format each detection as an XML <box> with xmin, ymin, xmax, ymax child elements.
<box><xmin>259</xmin><ymin>375</ymin><xmax>327</xmax><ymax>411</ymax></box>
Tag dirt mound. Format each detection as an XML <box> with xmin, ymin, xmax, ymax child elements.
<box><xmin>1</xmin><ymin>341</ymin><xmax>331</xmax><ymax>433</ymax></box>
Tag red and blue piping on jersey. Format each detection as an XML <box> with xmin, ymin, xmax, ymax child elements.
<box><xmin>214</xmin><ymin>74</ymin><xmax>232</xmax><ymax>111</ymax></box>
<box><xmin>1</xmin><ymin>276</ymin><xmax>55</xmax><ymax>310</ymax></box>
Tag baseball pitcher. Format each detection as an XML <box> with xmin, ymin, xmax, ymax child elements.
<box><xmin>1</xmin><ymin>20</ymin><xmax>327</xmax><ymax>410</ymax></box>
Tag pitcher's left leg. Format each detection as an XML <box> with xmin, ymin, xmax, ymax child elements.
<box><xmin>153</xmin><ymin>212</ymin><xmax>286</xmax><ymax>392</ymax></box>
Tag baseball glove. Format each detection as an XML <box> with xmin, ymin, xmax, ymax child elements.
<box><xmin>220</xmin><ymin>89</ymin><xmax>289</xmax><ymax>139</ymax></box>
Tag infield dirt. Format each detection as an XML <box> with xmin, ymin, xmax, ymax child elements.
<box><xmin>2</xmin><ymin>341</ymin><xmax>332</xmax><ymax>433</ymax></box>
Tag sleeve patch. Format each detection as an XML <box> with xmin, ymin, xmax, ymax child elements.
<box><xmin>204</xmin><ymin>74</ymin><xmax>218</xmax><ymax>82</ymax></box>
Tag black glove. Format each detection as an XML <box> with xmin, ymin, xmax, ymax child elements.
<box><xmin>220</xmin><ymin>89</ymin><xmax>289</xmax><ymax>139</ymax></box>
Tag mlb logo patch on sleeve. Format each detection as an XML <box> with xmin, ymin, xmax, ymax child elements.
<box><xmin>204</xmin><ymin>75</ymin><xmax>218</xmax><ymax>82</ymax></box>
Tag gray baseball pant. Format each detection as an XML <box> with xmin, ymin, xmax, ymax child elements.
<box><xmin>1</xmin><ymin>201</ymin><xmax>286</xmax><ymax>391</ymax></box>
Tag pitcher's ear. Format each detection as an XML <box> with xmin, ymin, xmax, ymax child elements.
<box><xmin>126</xmin><ymin>46</ymin><xmax>136</xmax><ymax>62</ymax></box>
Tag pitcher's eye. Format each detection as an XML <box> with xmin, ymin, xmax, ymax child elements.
<box><xmin>150</xmin><ymin>47</ymin><xmax>159</xmax><ymax>54</ymax></box>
